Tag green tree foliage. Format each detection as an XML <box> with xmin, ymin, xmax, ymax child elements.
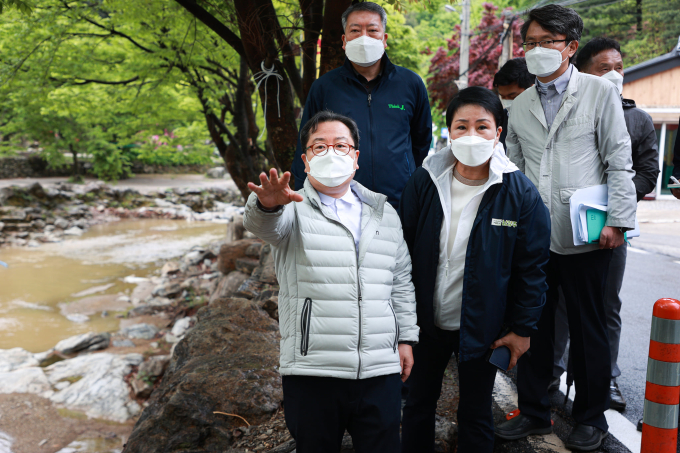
<box><xmin>426</xmin><ymin>3</ymin><xmax>524</xmax><ymax>110</ymax></box>
<box><xmin>0</xmin><ymin>1</ymin><xmax>209</xmax><ymax>181</ymax></box>
<box><xmin>572</xmin><ymin>0</ymin><xmax>680</xmax><ymax>66</ymax></box>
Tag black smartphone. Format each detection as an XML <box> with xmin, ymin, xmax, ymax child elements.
<box><xmin>486</xmin><ymin>346</ymin><xmax>511</xmax><ymax>371</ymax></box>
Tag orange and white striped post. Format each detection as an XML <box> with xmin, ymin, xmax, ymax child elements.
<box><xmin>641</xmin><ymin>298</ymin><xmax>680</xmax><ymax>453</ymax></box>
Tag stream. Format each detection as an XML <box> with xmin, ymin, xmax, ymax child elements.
<box><xmin>0</xmin><ymin>219</ymin><xmax>227</xmax><ymax>353</ymax></box>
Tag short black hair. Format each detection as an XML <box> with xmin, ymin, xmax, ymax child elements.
<box><xmin>520</xmin><ymin>5</ymin><xmax>583</xmax><ymax>63</ymax></box>
<box><xmin>446</xmin><ymin>87</ymin><xmax>503</xmax><ymax>129</ymax></box>
<box><xmin>575</xmin><ymin>37</ymin><xmax>621</xmax><ymax>71</ymax></box>
<box><xmin>493</xmin><ymin>58</ymin><xmax>533</xmax><ymax>89</ymax></box>
<box><xmin>300</xmin><ymin>110</ymin><xmax>360</xmax><ymax>151</ymax></box>
<box><xmin>341</xmin><ymin>2</ymin><xmax>387</xmax><ymax>32</ymax></box>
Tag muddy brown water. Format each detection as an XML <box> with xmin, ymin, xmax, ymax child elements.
<box><xmin>0</xmin><ymin>219</ymin><xmax>227</xmax><ymax>353</ymax></box>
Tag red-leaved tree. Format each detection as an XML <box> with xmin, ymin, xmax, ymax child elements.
<box><xmin>427</xmin><ymin>3</ymin><xmax>525</xmax><ymax>110</ymax></box>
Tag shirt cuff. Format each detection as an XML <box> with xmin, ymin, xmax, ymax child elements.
<box><xmin>398</xmin><ymin>341</ymin><xmax>417</xmax><ymax>346</ymax></box>
<box><xmin>256</xmin><ymin>199</ymin><xmax>283</xmax><ymax>213</ymax></box>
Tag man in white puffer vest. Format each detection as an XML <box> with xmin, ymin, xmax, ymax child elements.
<box><xmin>243</xmin><ymin>110</ymin><xmax>418</xmax><ymax>453</ymax></box>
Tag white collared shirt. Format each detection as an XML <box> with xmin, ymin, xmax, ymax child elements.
<box><xmin>318</xmin><ymin>188</ymin><xmax>363</xmax><ymax>253</ymax></box>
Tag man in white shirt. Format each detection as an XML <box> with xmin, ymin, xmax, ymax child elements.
<box><xmin>243</xmin><ymin>110</ymin><xmax>418</xmax><ymax>453</ymax></box>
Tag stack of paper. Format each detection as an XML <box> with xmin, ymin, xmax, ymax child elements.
<box><xmin>569</xmin><ymin>184</ymin><xmax>640</xmax><ymax>246</ymax></box>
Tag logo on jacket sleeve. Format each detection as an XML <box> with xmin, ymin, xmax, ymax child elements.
<box><xmin>492</xmin><ymin>218</ymin><xmax>517</xmax><ymax>228</ymax></box>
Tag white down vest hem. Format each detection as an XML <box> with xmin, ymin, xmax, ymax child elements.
<box><xmin>243</xmin><ymin>179</ymin><xmax>419</xmax><ymax>380</ymax></box>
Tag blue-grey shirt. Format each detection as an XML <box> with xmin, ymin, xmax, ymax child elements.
<box><xmin>535</xmin><ymin>65</ymin><xmax>574</xmax><ymax>130</ymax></box>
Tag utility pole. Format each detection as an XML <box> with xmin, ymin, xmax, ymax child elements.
<box><xmin>459</xmin><ymin>0</ymin><xmax>470</xmax><ymax>89</ymax></box>
<box><xmin>445</xmin><ymin>2</ymin><xmax>469</xmax><ymax>89</ymax></box>
<box><xmin>498</xmin><ymin>15</ymin><xmax>514</xmax><ymax>70</ymax></box>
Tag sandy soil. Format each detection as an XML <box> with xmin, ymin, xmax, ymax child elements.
<box><xmin>0</xmin><ymin>393</ymin><xmax>133</xmax><ymax>453</ymax></box>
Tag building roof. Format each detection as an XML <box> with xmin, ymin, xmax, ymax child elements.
<box><xmin>624</xmin><ymin>35</ymin><xmax>680</xmax><ymax>84</ymax></box>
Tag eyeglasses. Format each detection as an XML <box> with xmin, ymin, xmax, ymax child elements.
<box><xmin>306</xmin><ymin>142</ymin><xmax>354</xmax><ymax>156</ymax></box>
<box><xmin>522</xmin><ymin>39</ymin><xmax>569</xmax><ymax>51</ymax></box>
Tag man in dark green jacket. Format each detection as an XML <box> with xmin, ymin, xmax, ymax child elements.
<box><xmin>291</xmin><ymin>2</ymin><xmax>432</xmax><ymax>209</ymax></box>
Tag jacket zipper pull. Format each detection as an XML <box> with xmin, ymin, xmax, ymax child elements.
<box><xmin>368</xmin><ymin>93</ymin><xmax>371</xmax><ymax>107</ymax></box>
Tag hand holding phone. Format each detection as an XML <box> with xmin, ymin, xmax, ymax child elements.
<box><xmin>489</xmin><ymin>331</ymin><xmax>530</xmax><ymax>371</ymax></box>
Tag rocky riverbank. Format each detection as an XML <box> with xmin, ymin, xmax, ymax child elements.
<box><xmin>0</xmin><ymin>221</ymin><xmax>459</xmax><ymax>453</ymax></box>
<box><xmin>0</xmin><ymin>181</ymin><xmax>243</xmax><ymax>248</ymax></box>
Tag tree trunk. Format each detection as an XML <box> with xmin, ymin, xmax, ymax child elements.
<box><xmin>636</xmin><ymin>0</ymin><xmax>642</xmax><ymax>32</ymax></box>
<box><xmin>69</xmin><ymin>143</ymin><xmax>81</xmax><ymax>181</ymax></box>
<box><xmin>300</xmin><ymin>0</ymin><xmax>324</xmax><ymax>100</ymax></box>
<box><xmin>319</xmin><ymin>0</ymin><xmax>352</xmax><ymax>76</ymax></box>
<box><xmin>234</xmin><ymin>0</ymin><xmax>299</xmax><ymax>178</ymax></box>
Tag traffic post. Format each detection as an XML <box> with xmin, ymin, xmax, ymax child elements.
<box><xmin>641</xmin><ymin>298</ymin><xmax>680</xmax><ymax>453</ymax></box>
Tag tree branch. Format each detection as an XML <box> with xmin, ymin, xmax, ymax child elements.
<box><xmin>49</xmin><ymin>75</ymin><xmax>140</xmax><ymax>85</ymax></box>
<box><xmin>173</xmin><ymin>0</ymin><xmax>245</xmax><ymax>57</ymax></box>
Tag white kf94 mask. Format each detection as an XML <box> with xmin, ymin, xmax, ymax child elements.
<box><xmin>308</xmin><ymin>153</ymin><xmax>356</xmax><ymax>187</ymax></box>
<box><xmin>344</xmin><ymin>35</ymin><xmax>385</xmax><ymax>67</ymax></box>
<box><xmin>525</xmin><ymin>44</ymin><xmax>571</xmax><ymax>77</ymax></box>
<box><xmin>450</xmin><ymin>135</ymin><xmax>496</xmax><ymax>167</ymax></box>
<box><xmin>601</xmin><ymin>70</ymin><xmax>624</xmax><ymax>95</ymax></box>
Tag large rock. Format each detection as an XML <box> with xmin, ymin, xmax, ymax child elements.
<box><xmin>131</xmin><ymin>355</ymin><xmax>172</xmax><ymax>398</ymax></box>
<box><xmin>0</xmin><ymin>367</ymin><xmax>52</xmax><ymax>396</ymax></box>
<box><xmin>123</xmin><ymin>297</ymin><xmax>282</xmax><ymax>452</ymax></box>
<box><xmin>152</xmin><ymin>282</ymin><xmax>181</xmax><ymax>298</ymax></box>
<box><xmin>209</xmin><ymin>271</ymin><xmax>249</xmax><ymax>304</ymax></box>
<box><xmin>0</xmin><ymin>347</ymin><xmax>39</xmax><ymax>372</ymax></box>
<box><xmin>45</xmin><ymin>353</ymin><xmax>142</xmax><ymax>422</ymax></box>
<box><xmin>54</xmin><ymin>332</ymin><xmax>111</xmax><ymax>355</ymax></box>
<box><xmin>121</xmin><ymin>323</ymin><xmax>159</xmax><ymax>340</ymax></box>
<box><xmin>206</xmin><ymin>167</ymin><xmax>226</xmax><ymax>179</ymax></box>
<box><xmin>217</xmin><ymin>239</ymin><xmax>260</xmax><ymax>275</ymax></box>
<box><xmin>251</xmin><ymin>244</ymin><xmax>277</xmax><ymax>284</ymax></box>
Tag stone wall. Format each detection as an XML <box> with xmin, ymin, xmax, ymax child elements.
<box><xmin>0</xmin><ymin>155</ymin><xmax>214</xmax><ymax>179</ymax></box>
<box><xmin>0</xmin><ymin>156</ymin><xmax>74</xmax><ymax>179</ymax></box>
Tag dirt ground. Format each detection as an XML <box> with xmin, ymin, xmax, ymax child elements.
<box><xmin>0</xmin><ymin>393</ymin><xmax>133</xmax><ymax>453</ymax></box>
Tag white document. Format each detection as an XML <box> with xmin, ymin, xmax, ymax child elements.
<box><xmin>569</xmin><ymin>184</ymin><xmax>640</xmax><ymax>245</ymax></box>
<box><xmin>569</xmin><ymin>185</ymin><xmax>608</xmax><ymax>246</ymax></box>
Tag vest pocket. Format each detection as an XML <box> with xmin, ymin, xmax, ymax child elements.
<box><xmin>300</xmin><ymin>298</ymin><xmax>313</xmax><ymax>356</ymax></box>
<box><xmin>389</xmin><ymin>302</ymin><xmax>399</xmax><ymax>353</ymax></box>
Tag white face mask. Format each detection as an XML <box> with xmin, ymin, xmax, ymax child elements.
<box><xmin>308</xmin><ymin>152</ymin><xmax>356</xmax><ymax>187</ymax></box>
<box><xmin>601</xmin><ymin>69</ymin><xmax>623</xmax><ymax>95</ymax></box>
<box><xmin>501</xmin><ymin>98</ymin><xmax>513</xmax><ymax>110</ymax></box>
<box><xmin>450</xmin><ymin>135</ymin><xmax>496</xmax><ymax>167</ymax></box>
<box><xmin>525</xmin><ymin>44</ymin><xmax>571</xmax><ymax>77</ymax></box>
<box><xmin>344</xmin><ymin>35</ymin><xmax>385</xmax><ymax>67</ymax></box>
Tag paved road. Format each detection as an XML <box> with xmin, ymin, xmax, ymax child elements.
<box><xmin>491</xmin><ymin>199</ymin><xmax>680</xmax><ymax>453</ymax></box>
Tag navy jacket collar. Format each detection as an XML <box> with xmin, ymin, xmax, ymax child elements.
<box><xmin>340</xmin><ymin>53</ymin><xmax>396</xmax><ymax>82</ymax></box>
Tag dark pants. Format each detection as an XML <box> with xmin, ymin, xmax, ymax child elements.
<box><xmin>282</xmin><ymin>373</ymin><xmax>401</xmax><ymax>453</ymax></box>
<box><xmin>402</xmin><ymin>329</ymin><xmax>498</xmax><ymax>453</ymax></box>
<box><xmin>554</xmin><ymin>244</ymin><xmax>627</xmax><ymax>379</ymax></box>
<box><xmin>518</xmin><ymin>249</ymin><xmax>613</xmax><ymax>432</ymax></box>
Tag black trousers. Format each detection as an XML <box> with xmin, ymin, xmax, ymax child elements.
<box><xmin>402</xmin><ymin>329</ymin><xmax>498</xmax><ymax>453</ymax></box>
<box><xmin>517</xmin><ymin>249</ymin><xmax>613</xmax><ymax>432</ymax></box>
<box><xmin>282</xmin><ymin>373</ymin><xmax>401</xmax><ymax>453</ymax></box>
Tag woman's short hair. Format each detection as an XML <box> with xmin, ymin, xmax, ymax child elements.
<box><xmin>445</xmin><ymin>87</ymin><xmax>503</xmax><ymax>129</ymax></box>
<box><xmin>300</xmin><ymin>110</ymin><xmax>360</xmax><ymax>150</ymax></box>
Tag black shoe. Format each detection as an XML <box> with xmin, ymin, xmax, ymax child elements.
<box><xmin>548</xmin><ymin>376</ymin><xmax>561</xmax><ymax>392</ymax></box>
<box><xmin>566</xmin><ymin>424</ymin><xmax>608</xmax><ymax>451</ymax></box>
<box><xmin>495</xmin><ymin>414</ymin><xmax>552</xmax><ymax>440</ymax></box>
<box><xmin>609</xmin><ymin>379</ymin><xmax>627</xmax><ymax>411</ymax></box>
